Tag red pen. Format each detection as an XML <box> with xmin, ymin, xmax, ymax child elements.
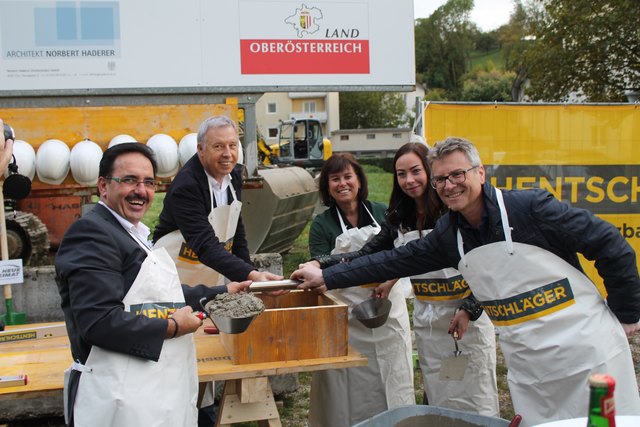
<box><xmin>193</xmin><ymin>311</ymin><xmax>207</xmax><ymax>320</ymax></box>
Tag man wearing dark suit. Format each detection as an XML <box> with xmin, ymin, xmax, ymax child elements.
<box><xmin>153</xmin><ymin>116</ymin><xmax>281</xmax><ymax>426</ymax></box>
<box><xmin>153</xmin><ymin>115</ymin><xmax>280</xmax><ymax>285</ymax></box>
<box><xmin>56</xmin><ymin>143</ymin><xmax>249</xmax><ymax>426</ymax></box>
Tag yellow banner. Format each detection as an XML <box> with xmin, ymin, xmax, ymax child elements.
<box><xmin>423</xmin><ymin>103</ymin><xmax>640</xmax><ymax>293</ymax></box>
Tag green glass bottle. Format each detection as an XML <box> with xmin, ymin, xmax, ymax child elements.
<box><xmin>587</xmin><ymin>374</ymin><xmax>616</xmax><ymax>427</ymax></box>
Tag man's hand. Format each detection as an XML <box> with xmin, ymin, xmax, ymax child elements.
<box><xmin>226</xmin><ymin>280</ymin><xmax>252</xmax><ymax>294</ymax></box>
<box><xmin>448</xmin><ymin>309</ymin><xmax>471</xmax><ymax>339</ymax></box>
<box><xmin>0</xmin><ymin>118</ymin><xmax>14</xmax><ymax>174</ymax></box>
<box><xmin>374</xmin><ymin>279</ymin><xmax>398</xmax><ymax>299</ymax></box>
<box><xmin>291</xmin><ymin>264</ymin><xmax>327</xmax><ymax>294</ymax></box>
<box><xmin>298</xmin><ymin>260</ymin><xmax>320</xmax><ymax>269</ymax></box>
<box><xmin>621</xmin><ymin>321</ymin><xmax>640</xmax><ymax>337</ymax></box>
<box><xmin>167</xmin><ymin>306</ymin><xmax>203</xmax><ymax>338</ymax></box>
<box><xmin>248</xmin><ymin>270</ymin><xmax>284</xmax><ymax>282</ymax></box>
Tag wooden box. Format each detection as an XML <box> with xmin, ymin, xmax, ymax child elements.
<box><xmin>219</xmin><ymin>290</ymin><xmax>348</xmax><ymax>364</ymax></box>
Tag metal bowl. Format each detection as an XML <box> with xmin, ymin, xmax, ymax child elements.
<box><xmin>209</xmin><ymin>313</ymin><xmax>259</xmax><ymax>334</ymax></box>
<box><xmin>202</xmin><ymin>298</ymin><xmax>262</xmax><ymax>334</ymax></box>
<box><xmin>352</xmin><ymin>297</ymin><xmax>392</xmax><ymax>329</ymax></box>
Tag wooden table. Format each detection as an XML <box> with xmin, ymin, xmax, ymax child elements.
<box><xmin>0</xmin><ymin>322</ymin><xmax>367</xmax><ymax>426</ymax></box>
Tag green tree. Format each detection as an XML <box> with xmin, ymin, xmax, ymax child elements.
<box><xmin>498</xmin><ymin>1</ymin><xmax>531</xmax><ymax>100</ymax></box>
<box><xmin>521</xmin><ymin>0</ymin><xmax>640</xmax><ymax>101</ymax></box>
<box><xmin>461</xmin><ymin>66</ymin><xmax>516</xmax><ymax>101</ymax></box>
<box><xmin>424</xmin><ymin>88</ymin><xmax>449</xmax><ymax>101</ymax></box>
<box><xmin>339</xmin><ymin>92</ymin><xmax>410</xmax><ymax>129</ymax></box>
<box><xmin>475</xmin><ymin>31</ymin><xmax>501</xmax><ymax>53</ymax></box>
<box><xmin>414</xmin><ymin>0</ymin><xmax>476</xmax><ymax>97</ymax></box>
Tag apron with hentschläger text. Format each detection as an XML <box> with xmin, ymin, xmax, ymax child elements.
<box><xmin>457</xmin><ymin>189</ymin><xmax>640</xmax><ymax>427</ymax></box>
<box><xmin>70</xmin><ymin>235</ymin><xmax>198</xmax><ymax>427</ymax></box>
<box><xmin>154</xmin><ymin>180</ymin><xmax>241</xmax><ymax>286</ymax></box>
<box><xmin>309</xmin><ymin>204</ymin><xmax>415</xmax><ymax>427</ymax></box>
<box><xmin>395</xmin><ymin>229</ymin><xmax>499</xmax><ymax>416</ymax></box>
<box><xmin>153</xmin><ymin>178</ymin><xmax>241</xmax><ymax>409</ymax></box>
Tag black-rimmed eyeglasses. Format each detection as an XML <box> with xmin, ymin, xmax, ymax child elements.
<box><xmin>430</xmin><ymin>166</ymin><xmax>479</xmax><ymax>189</ymax></box>
<box><xmin>107</xmin><ymin>176</ymin><xmax>157</xmax><ymax>189</ymax></box>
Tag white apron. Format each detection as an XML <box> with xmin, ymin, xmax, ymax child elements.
<box><xmin>71</xmin><ymin>238</ymin><xmax>198</xmax><ymax>427</ymax></box>
<box><xmin>396</xmin><ymin>230</ymin><xmax>499</xmax><ymax>416</ymax></box>
<box><xmin>309</xmin><ymin>204</ymin><xmax>415</xmax><ymax>427</ymax></box>
<box><xmin>154</xmin><ymin>180</ymin><xmax>241</xmax><ymax>409</ymax></box>
<box><xmin>457</xmin><ymin>189</ymin><xmax>640</xmax><ymax>427</ymax></box>
<box><xmin>154</xmin><ymin>180</ymin><xmax>242</xmax><ymax>286</ymax></box>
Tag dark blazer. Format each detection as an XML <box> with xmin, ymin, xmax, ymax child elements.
<box><xmin>153</xmin><ymin>155</ymin><xmax>254</xmax><ymax>282</ymax></box>
<box><xmin>55</xmin><ymin>203</ymin><xmax>226</xmax><ymax>364</ymax></box>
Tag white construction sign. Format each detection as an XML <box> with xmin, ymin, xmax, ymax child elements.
<box><xmin>0</xmin><ymin>259</ymin><xmax>23</xmax><ymax>285</ymax></box>
<box><xmin>0</xmin><ymin>0</ymin><xmax>415</xmax><ymax>92</ymax></box>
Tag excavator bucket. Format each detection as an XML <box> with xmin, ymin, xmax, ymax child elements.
<box><xmin>242</xmin><ymin>166</ymin><xmax>318</xmax><ymax>254</ymax></box>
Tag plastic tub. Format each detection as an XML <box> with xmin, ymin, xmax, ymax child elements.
<box><xmin>352</xmin><ymin>405</ymin><xmax>511</xmax><ymax>427</ymax></box>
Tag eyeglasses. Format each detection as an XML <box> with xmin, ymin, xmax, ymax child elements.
<box><xmin>430</xmin><ymin>166</ymin><xmax>479</xmax><ymax>189</ymax></box>
<box><xmin>107</xmin><ymin>176</ymin><xmax>157</xmax><ymax>189</ymax></box>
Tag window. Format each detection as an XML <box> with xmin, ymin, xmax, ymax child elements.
<box><xmin>366</xmin><ymin>134</ymin><xmax>376</xmax><ymax>140</ymax></box>
<box><xmin>267</xmin><ymin>103</ymin><xmax>277</xmax><ymax>114</ymax></box>
<box><xmin>392</xmin><ymin>133</ymin><xmax>402</xmax><ymax>138</ymax></box>
<box><xmin>340</xmin><ymin>135</ymin><xmax>349</xmax><ymax>141</ymax></box>
<box><xmin>268</xmin><ymin>127</ymin><xmax>278</xmax><ymax>138</ymax></box>
<box><xmin>303</xmin><ymin>101</ymin><xmax>316</xmax><ymax>113</ymax></box>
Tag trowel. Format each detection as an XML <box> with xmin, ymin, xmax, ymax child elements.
<box><xmin>439</xmin><ymin>330</ymin><xmax>470</xmax><ymax>381</ymax></box>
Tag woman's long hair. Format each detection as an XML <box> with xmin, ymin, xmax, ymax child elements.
<box><xmin>386</xmin><ymin>143</ymin><xmax>445</xmax><ymax>231</ymax></box>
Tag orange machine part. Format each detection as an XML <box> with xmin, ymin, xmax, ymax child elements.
<box><xmin>17</xmin><ymin>196</ymin><xmax>84</xmax><ymax>250</ymax></box>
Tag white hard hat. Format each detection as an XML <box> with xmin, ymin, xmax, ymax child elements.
<box><xmin>70</xmin><ymin>139</ymin><xmax>103</xmax><ymax>186</ymax></box>
<box><xmin>147</xmin><ymin>133</ymin><xmax>179</xmax><ymax>177</ymax></box>
<box><xmin>36</xmin><ymin>139</ymin><xmax>70</xmax><ymax>185</ymax></box>
<box><xmin>237</xmin><ymin>140</ymin><xmax>244</xmax><ymax>165</ymax></box>
<box><xmin>7</xmin><ymin>140</ymin><xmax>36</xmax><ymax>180</ymax></box>
<box><xmin>109</xmin><ymin>134</ymin><xmax>137</xmax><ymax>148</ymax></box>
<box><xmin>178</xmin><ymin>133</ymin><xmax>197</xmax><ymax>167</ymax></box>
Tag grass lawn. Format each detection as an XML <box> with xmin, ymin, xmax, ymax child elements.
<box><xmin>469</xmin><ymin>48</ymin><xmax>505</xmax><ymax>71</ymax></box>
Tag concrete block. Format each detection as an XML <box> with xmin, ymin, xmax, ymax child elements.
<box><xmin>251</xmin><ymin>252</ymin><xmax>283</xmax><ymax>275</ymax></box>
<box><xmin>0</xmin><ymin>266</ymin><xmax>64</xmax><ymax>323</ymax></box>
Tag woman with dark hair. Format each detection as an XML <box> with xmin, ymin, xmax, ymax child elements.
<box><xmin>307</xmin><ymin>153</ymin><xmax>415</xmax><ymax>427</ymax></box>
<box><xmin>311</xmin><ymin>143</ymin><xmax>499</xmax><ymax>416</ymax></box>
<box><xmin>386</xmin><ymin>142</ymin><xmax>498</xmax><ymax>415</ymax></box>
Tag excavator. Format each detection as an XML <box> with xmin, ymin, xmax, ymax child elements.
<box><xmin>257</xmin><ymin>118</ymin><xmax>332</xmax><ymax>170</ymax></box>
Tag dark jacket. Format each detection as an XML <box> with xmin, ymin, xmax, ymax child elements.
<box><xmin>55</xmin><ymin>203</ymin><xmax>227</xmax><ymax>365</ymax></box>
<box><xmin>153</xmin><ymin>155</ymin><xmax>254</xmax><ymax>282</ymax></box>
<box><xmin>322</xmin><ymin>182</ymin><xmax>640</xmax><ymax>324</ymax></box>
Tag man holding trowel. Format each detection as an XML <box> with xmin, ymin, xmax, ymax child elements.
<box><xmin>153</xmin><ymin>115</ymin><xmax>281</xmax><ymax>425</ymax></box>
<box><xmin>153</xmin><ymin>115</ymin><xmax>281</xmax><ymax>286</ymax></box>
<box><xmin>292</xmin><ymin>137</ymin><xmax>640</xmax><ymax>426</ymax></box>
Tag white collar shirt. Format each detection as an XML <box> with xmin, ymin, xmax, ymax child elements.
<box><xmin>99</xmin><ymin>201</ymin><xmax>151</xmax><ymax>248</ymax></box>
<box><xmin>206</xmin><ymin>173</ymin><xmax>232</xmax><ymax>207</ymax></box>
